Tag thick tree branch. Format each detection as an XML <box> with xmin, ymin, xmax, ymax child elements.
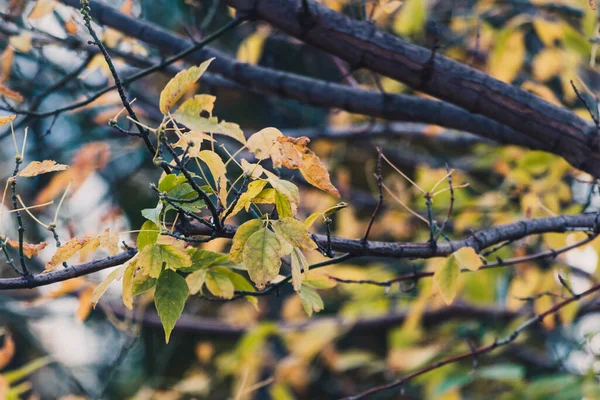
<box><xmin>54</xmin><ymin>0</ymin><xmax>544</xmax><ymax>151</ymax></box>
<box><xmin>180</xmin><ymin>212</ymin><xmax>600</xmax><ymax>258</ymax></box>
<box><xmin>226</xmin><ymin>0</ymin><xmax>600</xmax><ymax>176</ymax></box>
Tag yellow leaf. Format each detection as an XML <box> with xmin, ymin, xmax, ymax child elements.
<box><xmin>99</xmin><ymin>229</ymin><xmax>120</xmax><ymax>255</ymax></box>
<box><xmin>27</xmin><ymin>0</ymin><xmax>57</xmax><ymax>19</ymax></box>
<box><xmin>45</xmin><ymin>237</ymin><xmax>90</xmax><ymax>271</ymax></box>
<box><xmin>532</xmin><ymin>48</ymin><xmax>563</xmax><ymax>81</ymax></box>
<box><xmin>91</xmin><ymin>263</ymin><xmax>128</xmax><ymax>307</ymax></box>
<box><xmin>489</xmin><ymin>29</ymin><xmax>525</xmax><ymax>83</ymax></box>
<box><xmin>246</xmin><ymin>127</ymin><xmax>284</xmax><ymax>165</ymax></box>
<box><xmin>388</xmin><ymin>344</ymin><xmax>441</xmax><ymax>372</ymax></box>
<box><xmin>433</xmin><ymin>257</ymin><xmax>460</xmax><ymax>305</ymax></box>
<box><xmin>243</xmin><ymin>227</ymin><xmax>287</xmax><ymax>289</ymax></box>
<box><xmin>272</xmin><ymin>217</ymin><xmax>317</xmax><ymax>251</ymax></box>
<box><xmin>0</xmin><ymin>115</ymin><xmax>15</xmax><ymax>126</ymax></box>
<box><xmin>290</xmin><ymin>247</ymin><xmax>308</xmax><ymax>292</ymax></box>
<box><xmin>9</xmin><ymin>32</ymin><xmax>32</xmax><ymax>53</ymax></box>
<box><xmin>299</xmin><ymin>151</ymin><xmax>340</xmax><ymax>198</ymax></box>
<box><xmin>175</xmin><ymin>94</ymin><xmax>216</xmax><ymax>117</ymax></box>
<box><xmin>0</xmin><ymin>334</ymin><xmax>15</xmax><ymax>371</ymax></box>
<box><xmin>277</xmin><ymin>136</ymin><xmax>309</xmax><ymax>169</ymax></box>
<box><xmin>76</xmin><ymin>286</ymin><xmax>94</xmax><ymax>322</ymax></box>
<box><xmin>533</xmin><ymin>18</ymin><xmax>563</xmax><ymax>47</ymax></box>
<box><xmin>453</xmin><ymin>246</ymin><xmax>482</xmax><ymax>271</ymax></box>
<box><xmin>229</xmin><ymin>219</ymin><xmax>263</xmax><ymax>263</ymax></box>
<box><xmin>237</xmin><ymin>27</ymin><xmax>270</xmax><ymax>65</ymax></box>
<box><xmin>173</xmin><ymin>113</ymin><xmax>246</xmax><ymax>144</ymax></box>
<box><xmin>229</xmin><ymin>179</ymin><xmax>267</xmax><ymax>217</ymax></box>
<box><xmin>268</xmin><ymin>179</ymin><xmax>300</xmax><ymax>214</ymax></box>
<box><xmin>18</xmin><ymin>160</ymin><xmax>68</xmax><ymax>177</ymax></box>
<box><xmin>0</xmin><ymin>85</ymin><xmax>24</xmax><ymax>102</ymax></box>
<box><xmin>159</xmin><ymin>58</ymin><xmax>214</xmax><ymax>114</ymax></box>
<box><xmin>122</xmin><ymin>258</ymin><xmax>136</xmax><ymax>310</ymax></box>
<box><xmin>393</xmin><ymin>0</ymin><xmax>427</xmax><ymax>37</ymax></box>
<box><xmin>6</xmin><ymin>240</ymin><xmax>48</xmax><ymax>258</ymax></box>
<box><xmin>0</xmin><ymin>47</ymin><xmax>14</xmax><ymax>84</ymax></box>
<box><xmin>521</xmin><ymin>81</ymin><xmax>562</xmax><ymax>106</ymax></box>
<box><xmin>198</xmin><ymin>150</ymin><xmax>228</xmax><ymax>206</ymax></box>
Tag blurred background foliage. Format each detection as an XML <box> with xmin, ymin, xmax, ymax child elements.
<box><xmin>1</xmin><ymin>0</ymin><xmax>600</xmax><ymax>399</ymax></box>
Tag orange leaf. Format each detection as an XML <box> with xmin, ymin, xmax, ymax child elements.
<box><xmin>0</xmin><ymin>115</ymin><xmax>16</xmax><ymax>126</ymax></box>
<box><xmin>18</xmin><ymin>160</ymin><xmax>68</xmax><ymax>177</ymax></box>
<box><xmin>45</xmin><ymin>277</ymin><xmax>87</xmax><ymax>299</ymax></box>
<box><xmin>299</xmin><ymin>151</ymin><xmax>340</xmax><ymax>198</ymax></box>
<box><xmin>0</xmin><ymin>47</ymin><xmax>14</xmax><ymax>84</ymax></box>
<box><xmin>0</xmin><ymin>85</ymin><xmax>23</xmax><ymax>102</ymax></box>
<box><xmin>27</xmin><ymin>0</ymin><xmax>57</xmax><ymax>19</ymax></box>
<box><xmin>0</xmin><ymin>334</ymin><xmax>15</xmax><ymax>371</ymax></box>
<box><xmin>45</xmin><ymin>237</ymin><xmax>90</xmax><ymax>271</ymax></box>
<box><xmin>6</xmin><ymin>240</ymin><xmax>48</xmax><ymax>258</ymax></box>
<box><xmin>76</xmin><ymin>286</ymin><xmax>94</xmax><ymax>322</ymax></box>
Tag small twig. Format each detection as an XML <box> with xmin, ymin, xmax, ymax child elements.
<box><xmin>361</xmin><ymin>147</ymin><xmax>383</xmax><ymax>246</ymax></box>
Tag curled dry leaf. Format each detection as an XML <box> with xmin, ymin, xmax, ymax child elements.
<box><xmin>18</xmin><ymin>160</ymin><xmax>68</xmax><ymax>177</ymax></box>
<box><xmin>6</xmin><ymin>239</ymin><xmax>48</xmax><ymax>258</ymax></box>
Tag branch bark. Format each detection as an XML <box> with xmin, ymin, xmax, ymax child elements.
<box><xmin>225</xmin><ymin>0</ymin><xmax>600</xmax><ymax>177</ymax></box>
<box><xmin>54</xmin><ymin>0</ymin><xmax>546</xmax><ymax>151</ymax></box>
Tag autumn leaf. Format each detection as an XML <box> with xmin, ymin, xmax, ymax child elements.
<box><xmin>173</xmin><ymin>131</ymin><xmax>214</xmax><ymax>158</ymax></box>
<box><xmin>76</xmin><ymin>286</ymin><xmax>94</xmax><ymax>322</ymax></box>
<box><xmin>205</xmin><ymin>269</ymin><xmax>235</xmax><ymax>299</ymax></box>
<box><xmin>433</xmin><ymin>257</ymin><xmax>460</xmax><ymax>305</ymax></box>
<box><xmin>173</xmin><ymin>111</ymin><xmax>246</xmax><ymax>144</ymax></box>
<box><xmin>229</xmin><ymin>219</ymin><xmax>263</xmax><ymax>263</ymax></box>
<box><xmin>0</xmin><ymin>334</ymin><xmax>15</xmax><ymax>371</ymax></box>
<box><xmin>175</xmin><ymin>94</ymin><xmax>216</xmax><ymax>117</ymax></box>
<box><xmin>9</xmin><ymin>32</ymin><xmax>32</xmax><ymax>53</ymax></box>
<box><xmin>6</xmin><ymin>239</ymin><xmax>48</xmax><ymax>258</ymax></box>
<box><xmin>268</xmin><ymin>179</ymin><xmax>300</xmax><ymax>215</ymax></box>
<box><xmin>243</xmin><ymin>227</ymin><xmax>288</xmax><ymax>289</ymax></box>
<box><xmin>237</xmin><ymin>27</ymin><xmax>270</xmax><ymax>65</ymax></box>
<box><xmin>159</xmin><ymin>58</ymin><xmax>214</xmax><ymax>114</ymax></box>
<box><xmin>27</xmin><ymin>0</ymin><xmax>57</xmax><ymax>19</ymax></box>
<box><xmin>453</xmin><ymin>246</ymin><xmax>482</xmax><ymax>271</ymax></box>
<box><xmin>0</xmin><ymin>115</ymin><xmax>16</xmax><ymax>126</ymax></box>
<box><xmin>299</xmin><ymin>151</ymin><xmax>340</xmax><ymax>198</ymax></box>
<box><xmin>0</xmin><ymin>85</ymin><xmax>24</xmax><ymax>102</ymax></box>
<box><xmin>291</xmin><ymin>247</ymin><xmax>308</xmax><ymax>292</ymax></box>
<box><xmin>228</xmin><ymin>180</ymin><xmax>267</xmax><ymax>217</ymax></box>
<box><xmin>137</xmin><ymin>237</ymin><xmax>192</xmax><ymax>278</ymax></box>
<box><xmin>18</xmin><ymin>160</ymin><xmax>68</xmax><ymax>177</ymax></box>
<box><xmin>1</xmin><ymin>45</ymin><xmax>14</xmax><ymax>84</ymax></box>
<box><xmin>272</xmin><ymin>217</ymin><xmax>317</xmax><ymax>251</ymax></box>
<box><xmin>299</xmin><ymin>284</ymin><xmax>324</xmax><ymax>316</ymax></box>
<box><xmin>45</xmin><ymin>237</ymin><xmax>90</xmax><ymax>271</ymax></box>
<box><xmin>198</xmin><ymin>150</ymin><xmax>228</xmax><ymax>206</ymax></box>
<box><xmin>246</xmin><ymin>127</ymin><xmax>284</xmax><ymax>165</ymax></box>
<box><xmin>91</xmin><ymin>264</ymin><xmax>127</xmax><ymax>307</ymax></box>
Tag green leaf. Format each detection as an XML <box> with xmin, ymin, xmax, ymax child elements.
<box><xmin>155</xmin><ymin>269</ymin><xmax>189</xmax><ymax>343</ymax></box>
<box><xmin>478</xmin><ymin>363</ymin><xmax>525</xmax><ymax>382</ymax></box>
<box><xmin>138</xmin><ymin>239</ymin><xmax>192</xmax><ymax>278</ymax></box>
<box><xmin>214</xmin><ymin>266</ymin><xmax>258</xmax><ymax>308</ymax></box>
<box><xmin>186</xmin><ymin>269</ymin><xmax>208</xmax><ymax>295</ymax></box>
<box><xmin>206</xmin><ymin>269</ymin><xmax>235</xmax><ymax>299</ymax></box>
<box><xmin>137</xmin><ymin>220</ymin><xmax>159</xmax><ymax>250</ymax></box>
<box><xmin>141</xmin><ymin>202</ymin><xmax>163</xmax><ymax>226</ymax></box>
<box><xmin>272</xmin><ymin>217</ymin><xmax>317</xmax><ymax>251</ymax></box>
<box><xmin>159</xmin><ymin>58</ymin><xmax>214</xmax><ymax>114</ymax></box>
<box><xmin>158</xmin><ymin>174</ymin><xmax>186</xmax><ymax>192</ymax></box>
<box><xmin>229</xmin><ymin>219</ymin><xmax>263</xmax><ymax>263</ymax></box>
<box><xmin>132</xmin><ymin>271</ymin><xmax>156</xmax><ymax>296</ymax></box>
<box><xmin>299</xmin><ymin>284</ymin><xmax>324</xmax><ymax>316</ymax></box>
<box><xmin>4</xmin><ymin>357</ymin><xmax>52</xmax><ymax>384</ymax></box>
<box><xmin>180</xmin><ymin>248</ymin><xmax>231</xmax><ymax>273</ymax></box>
<box><xmin>433</xmin><ymin>257</ymin><xmax>460</xmax><ymax>305</ymax></box>
<box><xmin>243</xmin><ymin>227</ymin><xmax>287</xmax><ymax>289</ymax></box>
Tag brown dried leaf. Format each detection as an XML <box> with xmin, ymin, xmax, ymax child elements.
<box><xmin>18</xmin><ymin>160</ymin><xmax>68</xmax><ymax>177</ymax></box>
<box><xmin>6</xmin><ymin>239</ymin><xmax>48</xmax><ymax>258</ymax></box>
